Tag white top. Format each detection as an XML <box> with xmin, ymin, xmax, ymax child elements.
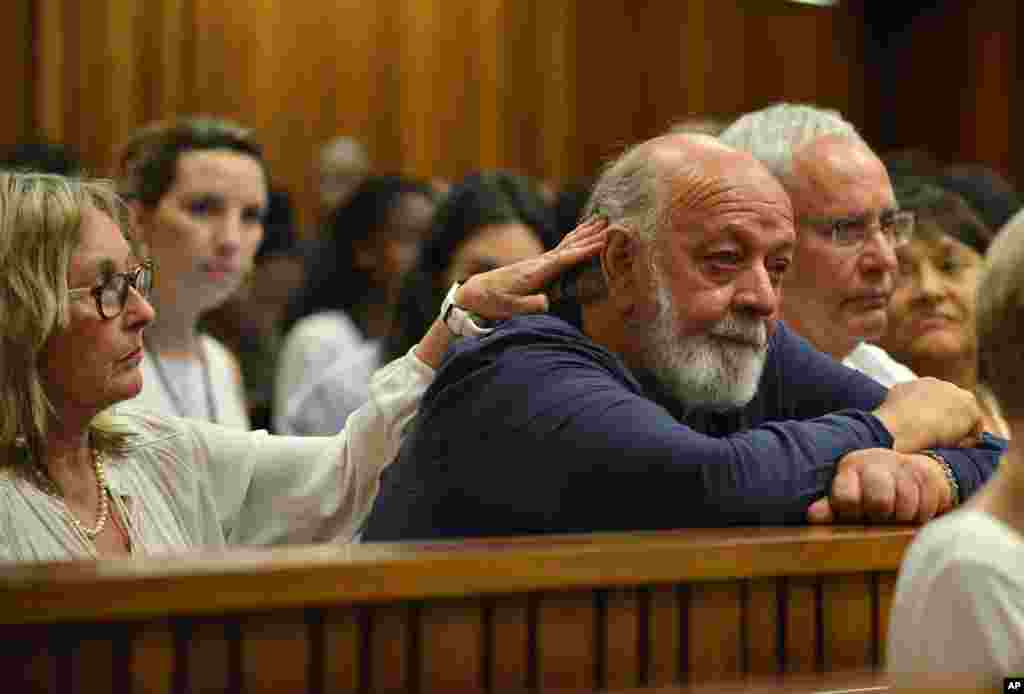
<box><xmin>0</xmin><ymin>349</ymin><xmax>433</xmax><ymax>561</ymax></box>
<box><xmin>275</xmin><ymin>311</ymin><xmax>381</xmax><ymax>435</ymax></box>
<box><xmin>887</xmin><ymin>509</ymin><xmax>1024</xmax><ymax>688</ymax></box>
<box><xmin>841</xmin><ymin>342</ymin><xmax>917</xmax><ymax>387</ymax></box>
<box><xmin>131</xmin><ymin>334</ymin><xmax>251</xmax><ymax>430</ymax></box>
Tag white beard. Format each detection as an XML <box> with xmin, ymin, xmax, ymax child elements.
<box><xmin>636</xmin><ymin>266</ymin><xmax>769</xmax><ymax>412</ymax></box>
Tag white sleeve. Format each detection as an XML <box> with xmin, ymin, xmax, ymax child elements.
<box><xmin>195</xmin><ymin>348</ymin><xmax>434</xmax><ymax>545</ymax></box>
<box><xmin>888</xmin><ymin>556</ymin><xmax>1024</xmax><ymax>685</ymax></box>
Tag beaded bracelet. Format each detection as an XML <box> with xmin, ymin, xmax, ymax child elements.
<box><xmin>919</xmin><ymin>449</ymin><xmax>961</xmax><ymax>508</ymax></box>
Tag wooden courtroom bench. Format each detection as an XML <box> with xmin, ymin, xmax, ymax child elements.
<box><xmin>0</xmin><ymin>526</ymin><xmax>913</xmax><ymax>693</ymax></box>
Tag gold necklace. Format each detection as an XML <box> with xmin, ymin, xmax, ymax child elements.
<box><xmin>33</xmin><ymin>448</ymin><xmax>110</xmax><ymax>539</ymax></box>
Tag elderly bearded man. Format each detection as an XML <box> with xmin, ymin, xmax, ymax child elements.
<box><xmin>363</xmin><ymin>134</ymin><xmax>1002</xmax><ymax>541</ymax></box>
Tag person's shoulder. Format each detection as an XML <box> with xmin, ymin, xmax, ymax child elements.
<box><xmin>279</xmin><ymin>311</ymin><xmax>367</xmax><ymax>369</ymax></box>
<box><xmin>903</xmin><ymin>510</ymin><xmax>1021</xmax><ymax>582</ymax></box>
<box><xmin>844</xmin><ymin>343</ymin><xmax>917</xmax><ymax>385</ymax></box>
<box><xmin>198</xmin><ymin>334</ymin><xmax>241</xmax><ymax>371</ymax></box>
<box><xmin>446</xmin><ymin>313</ymin><xmax>614</xmax><ymax>369</ymax></box>
<box><xmin>766</xmin><ymin>320</ymin><xmax>811</xmax><ymax>354</ymax></box>
<box><xmin>762</xmin><ymin>320</ymin><xmax>827</xmax><ymax>371</ymax></box>
<box><xmin>493</xmin><ymin>313</ymin><xmax>588</xmax><ymax>342</ymax></box>
<box><xmin>198</xmin><ymin>333</ymin><xmax>233</xmax><ymax>359</ymax></box>
<box><xmin>285</xmin><ymin>311</ymin><xmax>362</xmax><ymax>346</ymax></box>
<box><xmin>107</xmin><ymin>405</ymin><xmax>190</xmax><ymax>446</ymax></box>
<box><xmin>427</xmin><ymin>313</ymin><xmax>633</xmax><ymax>407</ymax></box>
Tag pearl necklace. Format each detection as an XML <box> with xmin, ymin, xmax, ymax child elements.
<box><xmin>33</xmin><ymin>448</ymin><xmax>110</xmax><ymax>539</ymax></box>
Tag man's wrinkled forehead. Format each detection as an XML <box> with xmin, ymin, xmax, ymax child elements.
<box><xmin>786</xmin><ymin>134</ymin><xmax>893</xmax><ymax>206</ymax></box>
<box><xmin>661</xmin><ymin>157</ymin><xmax>794</xmax><ymax>225</ymax></box>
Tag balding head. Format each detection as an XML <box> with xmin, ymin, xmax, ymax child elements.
<box><xmin>318</xmin><ymin>136</ymin><xmax>370</xmax><ymax>214</ymax></box>
<box><xmin>576</xmin><ymin>133</ymin><xmax>791</xmax><ymax>302</ymax></box>
<box><xmin>578</xmin><ymin>133</ymin><xmax>795</xmax><ymax>411</ymax></box>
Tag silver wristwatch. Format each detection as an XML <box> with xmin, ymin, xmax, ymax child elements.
<box><xmin>440</xmin><ymin>282</ymin><xmax>493</xmax><ymax>338</ymax></box>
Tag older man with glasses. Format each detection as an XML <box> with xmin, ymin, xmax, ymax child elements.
<box><xmin>720</xmin><ymin>103</ymin><xmax>917</xmax><ymax>386</ymax></box>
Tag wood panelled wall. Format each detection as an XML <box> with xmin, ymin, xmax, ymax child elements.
<box><xmin>869</xmin><ymin>3</ymin><xmax>1022</xmax><ymax>187</ymax></box>
<box><xmin>11</xmin><ymin>0</ymin><xmax>865</xmax><ymax>229</ymax></box>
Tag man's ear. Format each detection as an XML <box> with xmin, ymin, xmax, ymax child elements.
<box><xmin>601</xmin><ymin>225</ymin><xmax>647</xmax><ymax>317</ymax></box>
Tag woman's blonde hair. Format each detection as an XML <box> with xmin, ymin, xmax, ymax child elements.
<box><xmin>0</xmin><ymin>172</ymin><xmax>135</xmax><ymax>470</ymax></box>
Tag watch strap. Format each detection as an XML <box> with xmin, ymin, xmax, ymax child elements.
<box><xmin>440</xmin><ymin>282</ymin><xmax>493</xmax><ymax>338</ymax></box>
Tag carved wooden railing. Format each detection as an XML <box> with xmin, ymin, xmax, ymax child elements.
<box><xmin>0</xmin><ymin>526</ymin><xmax>914</xmax><ymax>692</ymax></box>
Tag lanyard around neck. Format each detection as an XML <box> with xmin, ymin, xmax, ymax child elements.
<box><xmin>142</xmin><ymin>337</ymin><xmax>220</xmax><ymax>424</ymax></box>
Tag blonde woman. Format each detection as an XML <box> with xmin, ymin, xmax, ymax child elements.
<box><xmin>0</xmin><ymin>172</ymin><xmax>606</xmax><ymax>560</ymax></box>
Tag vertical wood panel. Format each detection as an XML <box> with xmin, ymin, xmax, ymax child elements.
<box><xmin>2</xmin><ymin>623</ymin><xmax>59</xmax><ymax>694</ymax></box>
<box><xmin>963</xmin><ymin>5</ymin><xmax>1015</xmax><ymax>177</ymax></box>
<box><xmin>869</xmin><ymin>4</ymin><xmax>1020</xmax><ymax>187</ymax></box>
<box><xmin>603</xmin><ymin>587</ymin><xmax>641</xmax><ymax>690</ymax></box>
<box><xmin>489</xmin><ymin>595</ymin><xmax>530</xmax><ymax>692</ymax></box>
<box><xmin>186</xmin><ymin>618</ymin><xmax>233</xmax><ymax>692</ymax></box>
<box><xmin>876</xmin><ymin>572</ymin><xmax>897</xmax><ymax>668</ymax></box>
<box><xmin>149</xmin><ymin>0</ymin><xmax>191</xmax><ymax>119</ymax></box>
<box><xmin>746</xmin><ymin>578</ymin><xmax>781</xmax><ymax>677</ymax></box>
<box><xmin>822</xmin><ymin>574</ymin><xmax>873</xmax><ymax>671</ymax></box>
<box><xmin>419</xmin><ymin>599</ymin><xmax>484</xmax><ymax>694</ymax></box>
<box><xmin>0</xmin><ymin>0</ymin><xmax>33</xmax><ymax>146</ymax></box>
<box><xmin>397</xmin><ymin>0</ymin><xmax>443</xmax><ymax>179</ymax></box>
<box><xmin>784</xmin><ymin>577</ymin><xmax>819</xmax><ymax>675</ymax></box>
<box><xmin>103</xmin><ymin>1</ymin><xmax>145</xmax><ymax>175</ymax></box>
<box><xmin>131</xmin><ymin>619</ymin><xmax>175</xmax><ymax>694</ymax></box>
<box><xmin>61</xmin><ymin>0</ymin><xmax>84</xmax><ymax>162</ymax></box>
<box><xmin>688</xmin><ymin>581</ymin><xmax>743</xmax><ymax>683</ymax></box>
<box><xmin>322</xmin><ymin>607</ymin><xmax>361</xmax><ymax>692</ymax></box>
<box><xmin>474</xmin><ymin>0</ymin><xmax>502</xmax><ymax>172</ymax></box>
<box><xmin>535</xmin><ymin>0</ymin><xmax>577</xmax><ymax>183</ymax></box>
<box><xmin>535</xmin><ymin>591</ymin><xmax>596</xmax><ymax>691</ymax></box>
<box><xmin>240</xmin><ymin>611</ymin><xmax>310</xmax><ymax>693</ymax></box>
<box><xmin>646</xmin><ymin>585</ymin><xmax>681</xmax><ymax>687</ymax></box>
<box><xmin>68</xmin><ymin>627</ymin><xmax>118</xmax><ymax>694</ymax></box>
<box><xmin>33</xmin><ymin>0</ymin><xmax>65</xmax><ymax>144</ymax></box>
<box><xmin>368</xmin><ymin>604</ymin><xmax>413</xmax><ymax>691</ymax></box>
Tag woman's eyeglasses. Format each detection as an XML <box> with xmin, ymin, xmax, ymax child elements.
<box><xmin>68</xmin><ymin>260</ymin><xmax>155</xmax><ymax>320</ymax></box>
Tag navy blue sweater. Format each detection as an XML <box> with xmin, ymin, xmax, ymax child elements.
<box><xmin>363</xmin><ymin>314</ymin><xmax>1003</xmax><ymax>540</ymax></box>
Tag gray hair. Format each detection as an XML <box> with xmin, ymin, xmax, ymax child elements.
<box><xmin>572</xmin><ymin>141</ymin><xmax>670</xmax><ymax>302</ymax></box>
<box><xmin>719</xmin><ymin>103</ymin><xmax>864</xmax><ymax>180</ymax></box>
<box><xmin>583</xmin><ymin>141</ymin><xmax>666</xmax><ymax>242</ymax></box>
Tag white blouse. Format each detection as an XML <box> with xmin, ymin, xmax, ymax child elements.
<box><xmin>888</xmin><ymin>509</ymin><xmax>1024</xmax><ymax>688</ymax></box>
<box><xmin>275</xmin><ymin>311</ymin><xmax>381</xmax><ymax>435</ymax></box>
<box><xmin>0</xmin><ymin>349</ymin><xmax>433</xmax><ymax>562</ymax></box>
<box><xmin>133</xmin><ymin>334</ymin><xmax>251</xmax><ymax>430</ymax></box>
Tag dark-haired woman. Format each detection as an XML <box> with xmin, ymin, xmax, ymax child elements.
<box><xmin>275</xmin><ymin>176</ymin><xmax>436</xmax><ymax>434</ymax></box>
<box><xmin>384</xmin><ymin>171</ymin><xmax>558</xmax><ymax>363</ymax></box>
<box><xmin>878</xmin><ymin>176</ymin><xmax>1010</xmax><ymax>438</ymax></box>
